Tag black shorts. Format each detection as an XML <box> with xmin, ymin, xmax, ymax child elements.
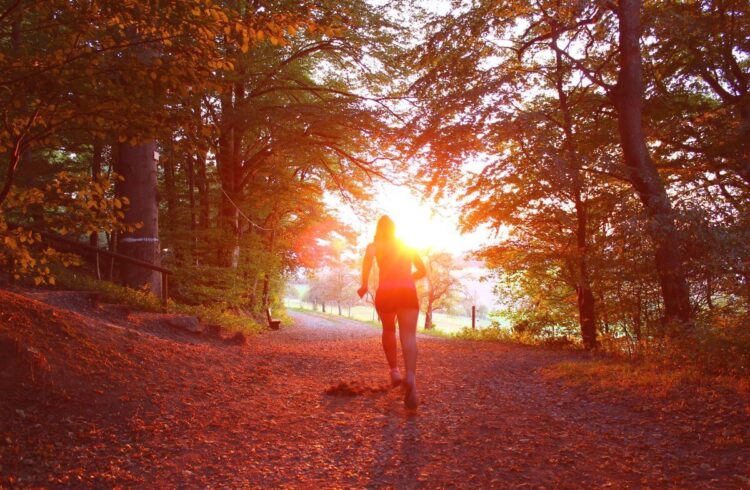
<box><xmin>375</xmin><ymin>287</ymin><xmax>419</xmax><ymax>314</ymax></box>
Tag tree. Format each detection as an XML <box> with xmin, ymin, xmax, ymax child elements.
<box><xmin>1</xmin><ymin>0</ymin><xmax>408</xmax><ymax>314</ymax></box>
<box><xmin>610</xmin><ymin>0</ymin><xmax>692</xmax><ymax>327</ymax></box>
<box><xmin>419</xmin><ymin>251</ymin><xmax>463</xmax><ymax>329</ymax></box>
<box><xmin>0</xmin><ymin>0</ymin><xmax>313</xmax><ymax>296</ymax></box>
<box><xmin>649</xmin><ymin>0</ymin><xmax>750</xmax><ymax>187</ymax></box>
<box><xmin>406</xmin><ymin>0</ymin><xmax>708</xmax><ymax>342</ymax></box>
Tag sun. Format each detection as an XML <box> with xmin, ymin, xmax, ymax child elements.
<box><xmin>373</xmin><ymin>186</ymin><xmax>462</xmax><ymax>253</ymax></box>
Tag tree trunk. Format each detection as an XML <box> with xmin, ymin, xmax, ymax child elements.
<box><xmin>574</xmin><ymin>196</ymin><xmax>596</xmax><ymax>349</ymax></box>
<box><xmin>115</xmin><ymin>141</ymin><xmax>161</xmax><ymax>296</ymax></box>
<box><xmin>186</xmin><ymin>154</ymin><xmax>197</xmax><ymax>263</ymax></box>
<box><xmin>196</xmin><ymin>152</ymin><xmax>210</xmax><ymax>231</ymax></box>
<box><xmin>633</xmin><ymin>288</ymin><xmax>642</xmax><ymax>341</ymax></box>
<box><xmin>738</xmin><ymin>100</ymin><xmax>750</xmax><ymax>186</ymax></box>
<box><xmin>614</xmin><ymin>0</ymin><xmax>692</xmax><ymax>329</ymax></box>
<box><xmin>0</xmin><ymin>19</ymin><xmax>24</xmax><ymax>207</ymax></box>
<box><xmin>90</xmin><ymin>139</ymin><xmax>103</xmax><ymax>248</ymax></box>
<box><xmin>598</xmin><ymin>291</ymin><xmax>610</xmax><ymax>334</ymax></box>
<box><xmin>248</xmin><ymin>273</ymin><xmax>259</xmax><ymax>309</ymax></box>
<box><xmin>163</xmin><ymin>140</ymin><xmax>178</xmax><ymax>232</ymax></box>
<box><xmin>705</xmin><ymin>272</ymin><xmax>714</xmax><ymax>310</ymax></box>
<box><xmin>424</xmin><ymin>301</ymin><xmax>433</xmax><ymax>329</ymax></box>
<box><xmin>218</xmin><ymin>87</ymin><xmax>240</xmax><ymax>267</ymax></box>
<box><xmin>261</xmin><ymin>228</ymin><xmax>276</xmax><ymax>308</ymax></box>
<box><xmin>554</xmin><ymin>43</ymin><xmax>598</xmax><ymax>349</ymax></box>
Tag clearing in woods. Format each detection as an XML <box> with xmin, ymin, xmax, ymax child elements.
<box><xmin>1</xmin><ymin>289</ymin><xmax>748</xmax><ymax>488</ymax></box>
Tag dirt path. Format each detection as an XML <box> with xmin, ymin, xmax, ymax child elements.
<box><xmin>2</xmin><ymin>297</ymin><xmax>749</xmax><ymax>488</ymax></box>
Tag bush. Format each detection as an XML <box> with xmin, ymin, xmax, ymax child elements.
<box><xmin>55</xmin><ymin>268</ymin><xmax>262</xmax><ymax>334</ymax></box>
<box><xmin>453</xmin><ymin>325</ymin><xmax>513</xmax><ymax>342</ymax></box>
<box><xmin>56</xmin><ymin>267</ymin><xmax>163</xmax><ymax>312</ymax></box>
<box><xmin>659</xmin><ymin>326</ymin><xmax>750</xmax><ymax>377</ymax></box>
<box><xmin>592</xmin><ymin>308</ymin><xmax>750</xmax><ymax>377</ymax></box>
<box><xmin>452</xmin><ymin>324</ymin><xmax>576</xmax><ymax>348</ymax></box>
<box><xmin>1</xmin><ymin>172</ymin><xmax>136</xmax><ymax>285</ymax></box>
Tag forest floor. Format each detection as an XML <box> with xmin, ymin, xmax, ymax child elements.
<box><xmin>1</xmin><ymin>288</ymin><xmax>749</xmax><ymax>489</ymax></box>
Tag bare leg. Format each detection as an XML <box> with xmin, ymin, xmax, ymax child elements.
<box><xmin>397</xmin><ymin>308</ymin><xmax>419</xmax><ymax>408</ymax></box>
<box><xmin>380</xmin><ymin>311</ymin><xmax>398</xmax><ymax>369</ymax></box>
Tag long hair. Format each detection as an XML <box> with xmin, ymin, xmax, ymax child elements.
<box><xmin>374</xmin><ymin>215</ymin><xmax>396</xmax><ymax>245</ymax></box>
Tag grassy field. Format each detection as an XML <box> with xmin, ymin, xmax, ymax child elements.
<box><xmin>283</xmin><ymin>298</ymin><xmax>501</xmax><ymax>334</ymax></box>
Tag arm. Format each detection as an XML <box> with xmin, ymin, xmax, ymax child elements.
<box><xmin>358</xmin><ymin>243</ymin><xmax>374</xmax><ymax>298</ymax></box>
<box><xmin>412</xmin><ymin>249</ymin><xmax>426</xmax><ymax>281</ymax></box>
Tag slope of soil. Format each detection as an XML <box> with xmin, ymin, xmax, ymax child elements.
<box><xmin>1</xmin><ymin>288</ymin><xmax>749</xmax><ymax>488</ymax></box>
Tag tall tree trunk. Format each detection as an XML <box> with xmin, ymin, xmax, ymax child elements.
<box><xmin>90</xmin><ymin>139</ymin><xmax>103</xmax><ymax>248</ymax></box>
<box><xmin>196</xmin><ymin>152</ymin><xmax>210</xmax><ymax>230</ymax></box>
<box><xmin>554</xmin><ymin>43</ymin><xmax>598</xmax><ymax>349</ymax></box>
<box><xmin>424</xmin><ymin>296</ymin><xmax>434</xmax><ymax>329</ymax></box>
<box><xmin>247</xmin><ymin>272</ymin><xmax>260</xmax><ymax>309</ymax></box>
<box><xmin>738</xmin><ymin>100</ymin><xmax>750</xmax><ymax>186</ymax></box>
<box><xmin>614</xmin><ymin>0</ymin><xmax>693</xmax><ymax>329</ymax></box>
<box><xmin>115</xmin><ymin>141</ymin><xmax>161</xmax><ymax>296</ymax></box>
<box><xmin>186</xmin><ymin>154</ymin><xmax>197</xmax><ymax>263</ymax></box>
<box><xmin>0</xmin><ymin>18</ymin><xmax>26</xmax><ymax>207</ymax></box>
<box><xmin>633</xmin><ymin>288</ymin><xmax>642</xmax><ymax>341</ymax></box>
<box><xmin>230</xmin><ymin>82</ymin><xmax>245</xmax><ymax>268</ymax></box>
<box><xmin>163</xmin><ymin>140</ymin><xmax>178</xmax><ymax>231</ymax></box>
<box><xmin>261</xmin><ymin>227</ymin><xmax>276</xmax><ymax>309</ymax></box>
<box><xmin>218</xmin><ymin>87</ymin><xmax>240</xmax><ymax>267</ymax></box>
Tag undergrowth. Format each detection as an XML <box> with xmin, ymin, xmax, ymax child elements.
<box><xmin>452</xmin><ymin>324</ymin><xmax>577</xmax><ymax>348</ymax></box>
<box><xmin>544</xmin><ymin>311</ymin><xmax>750</xmax><ymax>394</ymax></box>
<box><xmin>544</xmin><ymin>358</ymin><xmax>750</xmax><ymax>398</ymax></box>
<box><xmin>55</xmin><ymin>269</ymin><xmax>262</xmax><ymax>334</ymax></box>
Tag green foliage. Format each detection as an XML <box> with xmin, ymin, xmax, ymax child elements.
<box><xmin>56</xmin><ymin>268</ymin><xmax>262</xmax><ymax>334</ymax></box>
<box><xmin>173</xmin><ymin>302</ymin><xmax>263</xmax><ymax>335</ymax></box>
<box><xmin>57</xmin><ymin>269</ymin><xmax>164</xmax><ymax>313</ymax></box>
<box><xmin>453</xmin><ymin>325</ymin><xmax>514</xmax><ymax>342</ymax></box>
<box><xmin>452</xmin><ymin>324</ymin><xmax>576</xmax><ymax>349</ymax></box>
<box><xmin>168</xmin><ymin>265</ymin><xmax>255</xmax><ymax>307</ymax></box>
<box><xmin>0</xmin><ymin>171</ymin><xmax>135</xmax><ymax>285</ymax></box>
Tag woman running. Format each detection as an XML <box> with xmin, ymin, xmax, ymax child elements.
<box><xmin>358</xmin><ymin>216</ymin><xmax>426</xmax><ymax>409</ymax></box>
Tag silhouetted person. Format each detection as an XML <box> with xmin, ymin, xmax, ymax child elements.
<box><xmin>358</xmin><ymin>215</ymin><xmax>426</xmax><ymax>409</ymax></box>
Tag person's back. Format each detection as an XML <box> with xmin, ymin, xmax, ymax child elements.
<box><xmin>373</xmin><ymin>240</ymin><xmax>415</xmax><ymax>291</ymax></box>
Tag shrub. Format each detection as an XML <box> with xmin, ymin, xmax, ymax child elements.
<box><xmin>0</xmin><ymin>172</ymin><xmax>137</xmax><ymax>285</ymax></box>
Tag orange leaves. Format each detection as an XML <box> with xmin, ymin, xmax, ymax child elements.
<box><xmin>0</xmin><ymin>171</ymin><xmax>136</xmax><ymax>284</ymax></box>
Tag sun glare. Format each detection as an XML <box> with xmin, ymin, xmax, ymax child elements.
<box><xmin>373</xmin><ymin>187</ymin><xmax>462</xmax><ymax>253</ymax></box>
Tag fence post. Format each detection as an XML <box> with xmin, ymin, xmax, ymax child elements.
<box><xmin>472</xmin><ymin>305</ymin><xmax>476</xmax><ymax>330</ymax></box>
